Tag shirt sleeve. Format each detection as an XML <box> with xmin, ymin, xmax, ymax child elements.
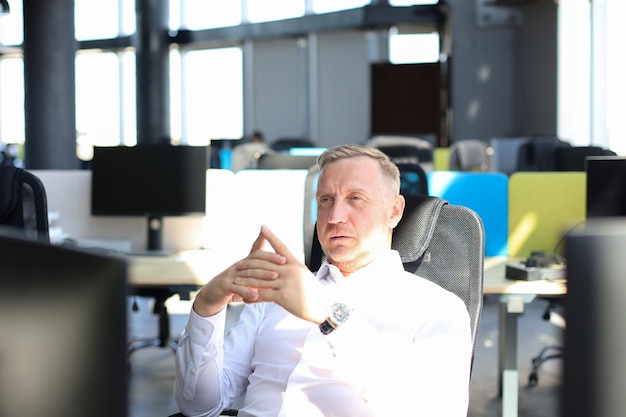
<box><xmin>173</xmin><ymin>304</ymin><xmax>261</xmax><ymax>417</ymax></box>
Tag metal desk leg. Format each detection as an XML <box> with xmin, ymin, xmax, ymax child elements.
<box><xmin>498</xmin><ymin>295</ymin><xmax>535</xmax><ymax>417</ymax></box>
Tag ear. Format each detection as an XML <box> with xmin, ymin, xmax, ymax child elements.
<box><xmin>389</xmin><ymin>194</ymin><xmax>405</xmax><ymax>229</ymax></box>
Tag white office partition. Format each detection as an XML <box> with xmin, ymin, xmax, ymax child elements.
<box><xmin>232</xmin><ymin>169</ymin><xmax>308</xmax><ymax>262</ymax></box>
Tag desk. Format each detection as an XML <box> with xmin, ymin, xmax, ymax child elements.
<box><xmin>126</xmin><ymin>249</ymin><xmax>242</xmax><ymax>352</ymax></box>
<box><xmin>483</xmin><ymin>257</ymin><xmax>566</xmax><ymax>417</ymax></box>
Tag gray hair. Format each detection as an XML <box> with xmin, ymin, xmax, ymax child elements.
<box><xmin>317</xmin><ymin>144</ymin><xmax>401</xmax><ymax>194</ymax></box>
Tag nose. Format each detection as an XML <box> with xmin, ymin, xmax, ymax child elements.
<box><xmin>327</xmin><ymin>200</ymin><xmax>348</xmax><ymax>224</ymax></box>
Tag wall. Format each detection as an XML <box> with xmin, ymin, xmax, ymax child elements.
<box><xmin>447</xmin><ymin>0</ymin><xmax>557</xmax><ymax>142</ymax></box>
<box><xmin>248</xmin><ymin>1</ymin><xmax>557</xmax><ymax>148</ymax></box>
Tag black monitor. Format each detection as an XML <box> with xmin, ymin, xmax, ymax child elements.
<box><xmin>0</xmin><ymin>228</ymin><xmax>128</xmax><ymax>417</ymax></box>
<box><xmin>91</xmin><ymin>145</ymin><xmax>209</xmax><ymax>252</ymax></box>
<box><xmin>562</xmin><ymin>220</ymin><xmax>626</xmax><ymax>417</ymax></box>
<box><xmin>585</xmin><ymin>156</ymin><xmax>626</xmax><ymax>219</ymax></box>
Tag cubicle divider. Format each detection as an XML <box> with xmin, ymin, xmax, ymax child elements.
<box><xmin>231</xmin><ymin>169</ymin><xmax>309</xmax><ymax>262</ymax></box>
<box><xmin>427</xmin><ymin>171</ymin><xmax>509</xmax><ymax>257</ymax></box>
<box><xmin>33</xmin><ymin>168</ymin><xmax>586</xmax><ymax>265</ymax></box>
<box><xmin>507</xmin><ymin>172</ymin><xmax>586</xmax><ymax>259</ymax></box>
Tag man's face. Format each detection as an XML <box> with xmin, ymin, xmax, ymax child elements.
<box><xmin>315</xmin><ymin>156</ymin><xmax>403</xmax><ymax>275</ymax></box>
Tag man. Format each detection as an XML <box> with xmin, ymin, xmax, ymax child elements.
<box><xmin>174</xmin><ymin>144</ymin><xmax>472</xmax><ymax>416</ymax></box>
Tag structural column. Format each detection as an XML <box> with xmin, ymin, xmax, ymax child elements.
<box><xmin>135</xmin><ymin>0</ymin><xmax>170</xmax><ymax>144</ymax></box>
<box><xmin>23</xmin><ymin>0</ymin><xmax>78</xmax><ymax>169</ymax></box>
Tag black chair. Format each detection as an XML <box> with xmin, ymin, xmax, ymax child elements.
<box><xmin>516</xmin><ymin>136</ymin><xmax>571</xmax><ymax>172</ymax></box>
<box><xmin>128</xmin><ymin>287</ymin><xmax>180</xmax><ymax>355</ymax></box>
<box><xmin>394</xmin><ymin>161</ymin><xmax>428</xmax><ymax>196</ymax></box>
<box><xmin>554</xmin><ymin>145</ymin><xmax>617</xmax><ymax>171</ymax></box>
<box><xmin>0</xmin><ymin>166</ymin><xmax>50</xmax><ymax>243</ymax></box>
<box><xmin>269</xmin><ymin>137</ymin><xmax>316</xmax><ymax>152</ymax></box>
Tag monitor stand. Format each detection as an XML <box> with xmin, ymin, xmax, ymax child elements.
<box><xmin>132</xmin><ymin>215</ymin><xmax>174</xmax><ymax>256</ymax></box>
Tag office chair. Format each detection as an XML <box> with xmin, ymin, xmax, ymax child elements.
<box><xmin>269</xmin><ymin>137</ymin><xmax>316</xmax><ymax>152</ymax></box>
<box><xmin>553</xmin><ymin>145</ymin><xmax>617</xmax><ymax>171</ymax></box>
<box><xmin>0</xmin><ymin>166</ymin><xmax>50</xmax><ymax>243</ymax></box>
<box><xmin>366</xmin><ymin>135</ymin><xmax>434</xmax><ymax>172</ymax></box>
<box><xmin>448</xmin><ymin>139</ymin><xmax>490</xmax><ymax>172</ymax></box>
<box><xmin>309</xmin><ymin>193</ymin><xmax>485</xmax><ymax>368</ymax></box>
<box><xmin>169</xmin><ymin>194</ymin><xmax>485</xmax><ymax>417</ymax></box>
<box><xmin>394</xmin><ymin>161</ymin><xmax>428</xmax><ymax>195</ymax></box>
<box><xmin>255</xmin><ymin>153</ymin><xmax>318</xmax><ymax>170</ymax></box>
<box><xmin>128</xmin><ymin>287</ymin><xmax>179</xmax><ymax>355</ymax></box>
<box><xmin>516</xmin><ymin>136</ymin><xmax>570</xmax><ymax>172</ymax></box>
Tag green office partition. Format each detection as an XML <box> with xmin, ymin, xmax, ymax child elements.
<box><xmin>508</xmin><ymin>172</ymin><xmax>586</xmax><ymax>259</ymax></box>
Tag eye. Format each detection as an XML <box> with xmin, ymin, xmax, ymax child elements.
<box><xmin>318</xmin><ymin>196</ymin><xmax>333</xmax><ymax>205</ymax></box>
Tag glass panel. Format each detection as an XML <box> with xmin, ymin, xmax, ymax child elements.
<box><xmin>312</xmin><ymin>0</ymin><xmax>368</xmax><ymax>14</ymax></box>
<box><xmin>76</xmin><ymin>52</ymin><xmax>125</xmax><ymax>153</ymax></box>
<box><xmin>389</xmin><ymin>31</ymin><xmax>440</xmax><ymax>64</ymax></box>
<box><xmin>174</xmin><ymin>0</ymin><xmax>242</xmax><ymax>30</ymax></box>
<box><xmin>0</xmin><ymin>57</ymin><xmax>25</xmax><ymax>144</ymax></box>
<box><xmin>75</xmin><ymin>0</ymin><xmax>135</xmax><ymax>40</ymax></box>
<box><xmin>0</xmin><ymin>0</ymin><xmax>23</xmax><ymax>45</ymax></box>
<box><xmin>179</xmin><ymin>47</ymin><xmax>243</xmax><ymax>144</ymax></box>
<box><xmin>246</xmin><ymin>0</ymin><xmax>305</xmax><ymax>23</ymax></box>
<box><xmin>603</xmin><ymin>0</ymin><xmax>626</xmax><ymax>155</ymax></box>
<box><xmin>389</xmin><ymin>0</ymin><xmax>438</xmax><ymax>5</ymax></box>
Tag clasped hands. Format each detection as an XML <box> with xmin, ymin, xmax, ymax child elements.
<box><xmin>193</xmin><ymin>225</ymin><xmax>330</xmax><ymax>325</ymax></box>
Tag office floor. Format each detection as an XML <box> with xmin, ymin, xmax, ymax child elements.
<box><xmin>128</xmin><ymin>295</ymin><xmax>564</xmax><ymax>417</ymax></box>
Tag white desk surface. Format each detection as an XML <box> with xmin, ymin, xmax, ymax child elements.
<box><xmin>127</xmin><ymin>249</ymin><xmax>244</xmax><ymax>288</ymax></box>
<box><xmin>128</xmin><ymin>252</ymin><xmax>567</xmax><ymax>296</ymax></box>
<box><xmin>483</xmin><ymin>256</ymin><xmax>566</xmax><ymax>296</ymax></box>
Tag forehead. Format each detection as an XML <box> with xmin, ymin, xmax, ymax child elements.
<box><xmin>317</xmin><ymin>156</ymin><xmax>383</xmax><ymax>192</ymax></box>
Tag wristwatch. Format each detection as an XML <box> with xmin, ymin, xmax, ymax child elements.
<box><xmin>319</xmin><ymin>302</ymin><xmax>353</xmax><ymax>335</ymax></box>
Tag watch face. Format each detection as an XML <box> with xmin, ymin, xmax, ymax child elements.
<box><xmin>330</xmin><ymin>303</ymin><xmax>352</xmax><ymax>326</ymax></box>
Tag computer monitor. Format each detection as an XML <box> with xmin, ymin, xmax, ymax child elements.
<box><xmin>91</xmin><ymin>145</ymin><xmax>209</xmax><ymax>252</ymax></box>
<box><xmin>563</xmin><ymin>220</ymin><xmax>626</xmax><ymax>417</ymax></box>
<box><xmin>0</xmin><ymin>228</ymin><xmax>128</xmax><ymax>417</ymax></box>
<box><xmin>585</xmin><ymin>156</ymin><xmax>626</xmax><ymax>218</ymax></box>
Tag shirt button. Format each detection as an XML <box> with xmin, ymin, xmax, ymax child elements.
<box><xmin>201</xmin><ymin>328</ymin><xmax>208</xmax><ymax>335</ymax></box>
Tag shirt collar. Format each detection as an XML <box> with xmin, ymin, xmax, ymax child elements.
<box><xmin>316</xmin><ymin>249</ymin><xmax>404</xmax><ymax>284</ymax></box>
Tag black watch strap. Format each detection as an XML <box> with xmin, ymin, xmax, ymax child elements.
<box><xmin>319</xmin><ymin>319</ymin><xmax>336</xmax><ymax>335</ymax></box>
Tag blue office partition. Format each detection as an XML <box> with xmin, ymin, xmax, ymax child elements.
<box><xmin>427</xmin><ymin>171</ymin><xmax>509</xmax><ymax>257</ymax></box>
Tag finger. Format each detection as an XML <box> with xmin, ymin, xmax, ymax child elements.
<box><xmin>260</xmin><ymin>225</ymin><xmax>298</xmax><ymax>262</ymax></box>
<box><xmin>233</xmin><ymin>275</ymin><xmax>280</xmax><ymax>290</ymax></box>
<box><xmin>248</xmin><ymin>229</ymin><xmax>267</xmax><ymax>254</ymax></box>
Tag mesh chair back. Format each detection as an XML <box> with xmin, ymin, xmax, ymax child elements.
<box><xmin>394</xmin><ymin>194</ymin><xmax>484</xmax><ymax>358</ymax></box>
<box><xmin>308</xmin><ymin>194</ymin><xmax>485</xmax><ymax>367</ymax></box>
<box><xmin>448</xmin><ymin>139</ymin><xmax>489</xmax><ymax>171</ymax></box>
<box><xmin>0</xmin><ymin>166</ymin><xmax>50</xmax><ymax>243</ymax></box>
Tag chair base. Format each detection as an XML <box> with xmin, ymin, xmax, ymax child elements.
<box><xmin>128</xmin><ymin>288</ymin><xmax>178</xmax><ymax>355</ymax></box>
<box><xmin>528</xmin><ymin>344</ymin><xmax>563</xmax><ymax>387</ymax></box>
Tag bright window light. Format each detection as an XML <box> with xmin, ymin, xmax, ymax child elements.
<box><xmin>389</xmin><ymin>31</ymin><xmax>440</xmax><ymax>64</ymax></box>
<box><xmin>179</xmin><ymin>47</ymin><xmax>244</xmax><ymax>143</ymax></box>
<box><xmin>246</xmin><ymin>0</ymin><xmax>305</xmax><ymax>23</ymax></box>
<box><xmin>0</xmin><ymin>58</ymin><xmax>25</xmax><ymax>143</ymax></box>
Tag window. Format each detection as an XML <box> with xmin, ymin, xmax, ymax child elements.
<box><xmin>75</xmin><ymin>51</ymin><xmax>136</xmax><ymax>154</ymax></box>
<box><xmin>0</xmin><ymin>57</ymin><xmax>25</xmax><ymax>144</ymax></box>
<box><xmin>389</xmin><ymin>28</ymin><xmax>439</xmax><ymax>64</ymax></box>
<box><xmin>171</xmin><ymin>0</ymin><xmax>242</xmax><ymax>30</ymax></box>
<box><xmin>75</xmin><ymin>0</ymin><xmax>135</xmax><ymax>40</ymax></box>
<box><xmin>558</xmin><ymin>0</ymin><xmax>626</xmax><ymax>155</ymax></box>
<box><xmin>171</xmin><ymin>47</ymin><xmax>243</xmax><ymax>144</ymax></box>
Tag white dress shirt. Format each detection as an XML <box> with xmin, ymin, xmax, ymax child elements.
<box><xmin>174</xmin><ymin>250</ymin><xmax>472</xmax><ymax>417</ymax></box>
